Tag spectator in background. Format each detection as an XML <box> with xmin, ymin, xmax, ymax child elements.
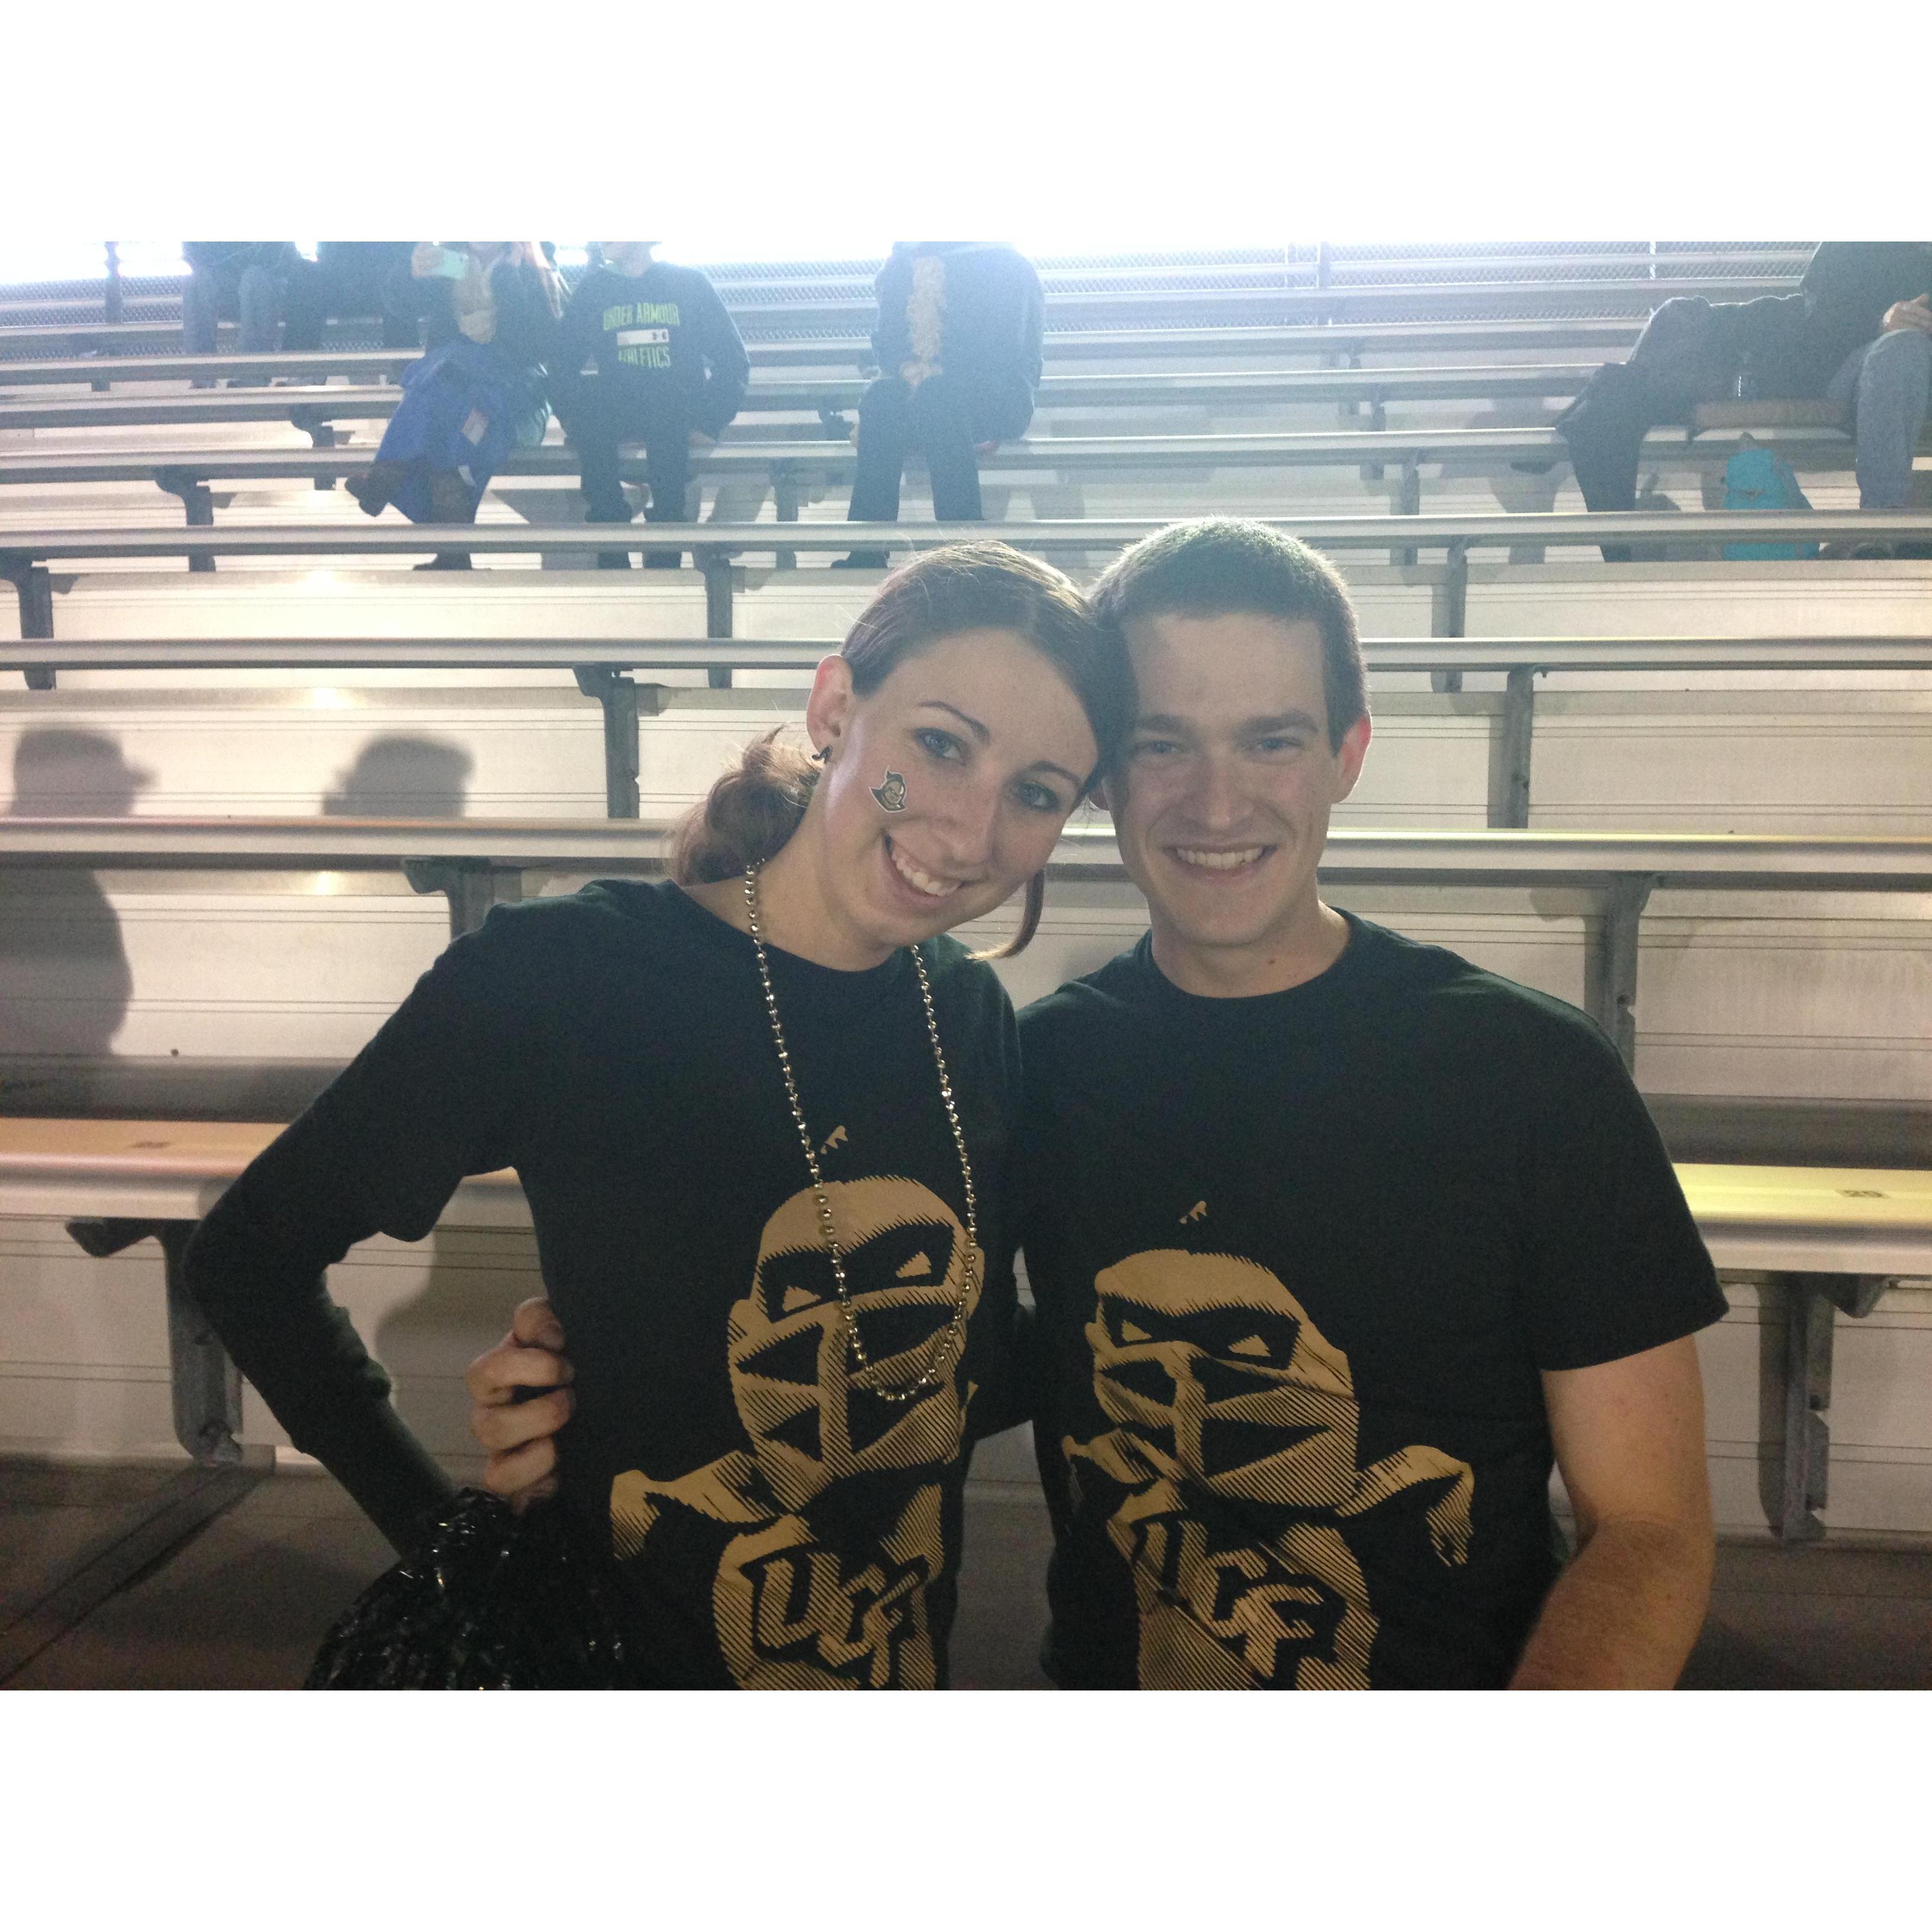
<box><xmin>282</xmin><ymin>243</ymin><xmax>418</xmax><ymax>353</ymax></box>
<box><xmin>346</xmin><ymin>243</ymin><xmax>565</xmax><ymax>571</ymax></box>
<box><xmin>839</xmin><ymin>242</ymin><xmax>1044</xmax><ymax>568</ymax></box>
<box><xmin>1557</xmin><ymin>241</ymin><xmax>1932</xmax><ymax>559</ymax></box>
<box><xmin>550</xmin><ymin>241</ymin><xmax>749</xmax><ymax>569</ymax></box>
<box><xmin>181</xmin><ymin>242</ymin><xmax>299</xmax><ymax>378</ymax></box>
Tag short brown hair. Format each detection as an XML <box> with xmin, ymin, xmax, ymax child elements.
<box><xmin>1088</xmin><ymin>519</ymin><xmax>1367</xmax><ymax>751</ymax></box>
<box><xmin>675</xmin><ymin>542</ymin><xmax>1133</xmax><ymax>954</ymax></box>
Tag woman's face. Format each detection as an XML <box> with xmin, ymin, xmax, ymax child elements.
<box><xmin>804</xmin><ymin>627</ymin><xmax>1099</xmax><ymax>951</ymax></box>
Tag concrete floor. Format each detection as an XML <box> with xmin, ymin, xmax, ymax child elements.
<box><xmin>2</xmin><ymin>1458</ymin><xmax>1928</xmax><ymax>1690</ymax></box>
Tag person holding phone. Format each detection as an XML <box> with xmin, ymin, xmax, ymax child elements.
<box><xmin>345</xmin><ymin>243</ymin><xmax>565</xmax><ymax>568</ymax></box>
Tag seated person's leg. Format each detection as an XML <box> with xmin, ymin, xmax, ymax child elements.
<box><xmin>1852</xmin><ymin>327</ymin><xmax>1932</xmax><ymax>511</ymax></box>
<box><xmin>418</xmin><ymin>470</ymin><xmax>478</xmax><ymax>571</ymax></box>
<box><xmin>841</xmin><ymin>376</ymin><xmax>915</xmax><ymax>565</ymax></box>
<box><xmin>181</xmin><ymin>265</ymin><xmax>231</xmax><ymax>371</ymax></box>
<box><xmin>907</xmin><ymin>373</ymin><xmax>983</xmax><ymax>522</ymax></box>
<box><xmin>281</xmin><ymin>259</ymin><xmax>330</xmax><ymax>354</ymax></box>
<box><xmin>564</xmin><ymin>376</ymin><xmax>636</xmax><ymax>526</ymax></box>
<box><xmin>639</xmin><ymin>400</ymin><xmax>695</xmax><ymax>569</ymax></box>
<box><xmin>236</xmin><ymin>264</ymin><xmax>284</xmax><ymax>359</ymax></box>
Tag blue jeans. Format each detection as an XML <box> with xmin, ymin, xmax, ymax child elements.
<box><xmin>181</xmin><ymin>260</ymin><xmax>285</xmax><ymax>356</ymax></box>
<box><xmin>1825</xmin><ymin>327</ymin><xmax>1932</xmax><ymax>509</ymax></box>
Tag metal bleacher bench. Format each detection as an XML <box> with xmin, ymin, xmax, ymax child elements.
<box><xmin>0</xmin><ymin>363</ymin><xmax>1604</xmax><ymax>424</ymax></box>
<box><xmin>0</xmin><ymin>1113</ymin><xmax>1920</xmax><ymax>1675</ymax></box>
<box><xmin>4</xmin><ymin>814</ymin><xmax>1929</xmax><ymax>1077</ymax></box>
<box><xmin>7</xmin><ymin>513</ymin><xmax>1932</xmax><ymax>661</ymax></box>
<box><xmin>0</xmin><ymin>319</ymin><xmax>1652</xmax><ymax>384</ymax></box>
<box><xmin>9</xmin><ymin>631</ymin><xmax>1931</xmax><ymax>833</ymax></box>
<box><xmin>4</xmin><ymin>420</ymin><xmax>1912</xmax><ymax>564</ymax></box>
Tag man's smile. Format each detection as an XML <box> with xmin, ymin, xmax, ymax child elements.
<box><xmin>1166</xmin><ymin>843</ymin><xmax>1277</xmax><ymax>878</ymax></box>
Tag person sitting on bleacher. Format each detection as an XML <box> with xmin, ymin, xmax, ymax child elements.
<box><xmin>549</xmin><ymin>241</ymin><xmax>749</xmax><ymax>569</ymax></box>
<box><xmin>471</xmin><ymin>520</ymin><xmax>1728</xmax><ymax>1690</ymax></box>
<box><xmin>839</xmin><ymin>242</ymin><xmax>1045</xmax><ymax>568</ymax></box>
<box><xmin>181</xmin><ymin>242</ymin><xmax>300</xmax><ymax>379</ymax></box>
<box><xmin>1557</xmin><ymin>241</ymin><xmax>1932</xmax><ymax>559</ymax></box>
<box><xmin>182</xmin><ymin>544</ymin><xmax>1134</xmax><ymax>1689</ymax></box>
<box><xmin>345</xmin><ymin>243</ymin><xmax>565</xmax><ymax>570</ymax></box>
<box><xmin>281</xmin><ymin>242</ymin><xmax>418</xmax><ymax>354</ymax></box>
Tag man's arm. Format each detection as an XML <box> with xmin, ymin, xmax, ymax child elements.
<box><xmin>1509</xmin><ymin>1334</ymin><xmax>1714</xmax><ymax>1688</ymax></box>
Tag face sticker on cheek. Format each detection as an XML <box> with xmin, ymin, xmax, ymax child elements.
<box><xmin>871</xmin><ymin>769</ymin><xmax>908</xmax><ymax>813</ymax></box>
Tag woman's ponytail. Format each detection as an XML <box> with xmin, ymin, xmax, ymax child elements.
<box><xmin>671</xmin><ymin>731</ymin><xmax>822</xmax><ymax>885</ymax></box>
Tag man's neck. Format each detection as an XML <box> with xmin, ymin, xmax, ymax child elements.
<box><xmin>1148</xmin><ymin>896</ymin><xmax>1351</xmax><ymax>999</ymax></box>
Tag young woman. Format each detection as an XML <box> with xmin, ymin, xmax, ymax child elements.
<box><xmin>182</xmin><ymin>542</ymin><xmax>1133</xmax><ymax>1690</ymax></box>
<box><xmin>347</xmin><ymin>241</ymin><xmax>565</xmax><ymax>568</ymax></box>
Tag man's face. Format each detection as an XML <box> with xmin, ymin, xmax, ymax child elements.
<box><xmin>1102</xmin><ymin>611</ymin><xmax>1370</xmax><ymax>967</ymax></box>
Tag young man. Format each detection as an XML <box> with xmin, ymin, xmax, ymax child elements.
<box><xmin>551</xmin><ymin>242</ymin><xmax>750</xmax><ymax>568</ymax></box>
<box><xmin>466</xmin><ymin>520</ymin><xmax>1724</xmax><ymax>1689</ymax></box>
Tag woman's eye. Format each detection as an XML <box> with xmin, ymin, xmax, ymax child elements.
<box><xmin>1014</xmin><ymin>781</ymin><xmax>1064</xmax><ymax>814</ymax></box>
<box><xmin>914</xmin><ymin>727</ymin><xmax>965</xmax><ymax>762</ymax></box>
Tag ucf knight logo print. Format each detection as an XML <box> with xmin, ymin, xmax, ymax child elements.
<box><xmin>1065</xmin><ymin>1250</ymin><xmax>1474</xmax><ymax>1689</ymax></box>
<box><xmin>610</xmin><ymin>1178</ymin><xmax>980</xmax><ymax>1689</ymax></box>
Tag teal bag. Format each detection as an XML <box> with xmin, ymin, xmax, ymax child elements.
<box><xmin>1721</xmin><ymin>442</ymin><xmax>1818</xmax><ymax>559</ymax></box>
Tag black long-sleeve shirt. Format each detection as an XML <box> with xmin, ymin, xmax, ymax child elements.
<box><xmin>552</xmin><ymin>261</ymin><xmax>750</xmax><ymax>438</ymax></box>
<box><xmin>1737</xmin><ymin>240</ymin><xmax>1932</xmax><ymax>396</ymax></box>
<box><xmin>182</xmin><ymin>881</ymin><xmax>1025</xmax><ymax>1689</ymax></box>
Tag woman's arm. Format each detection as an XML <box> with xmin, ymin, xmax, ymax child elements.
<box><xmin>184</xmin><ymin>907</ymin><xmax>545</xmax><ymax>1553</ymax></box>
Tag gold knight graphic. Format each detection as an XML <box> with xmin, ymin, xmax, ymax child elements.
<box><xmin>1065</xmin><ymin>1250</ymin><xmax>1474</xmax><ymax>1689</ymax></box>
<box><xmin>610</xmin><ymin>1178</ymin><xmax>980</xmax><ymax>1689</ymax></box>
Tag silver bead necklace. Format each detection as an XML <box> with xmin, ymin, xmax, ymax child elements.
<box><xmin>742</xmin><ymin>859</ymin><xmax>979</xmax><ymax>1402</ymax></box>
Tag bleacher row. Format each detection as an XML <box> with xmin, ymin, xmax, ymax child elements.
<box><xmin>1</xmin><ymin>246</ymin><xmax>1928</xmax><ymax>1642</ymax></box>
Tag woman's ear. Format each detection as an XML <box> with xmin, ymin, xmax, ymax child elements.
<box><xmin>804</xmin><ymin>654</ymin><xmax>856</xmax><ymax>761</ymax></box>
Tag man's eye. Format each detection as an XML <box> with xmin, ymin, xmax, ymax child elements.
<box><xmin>914</xmin><ymin>727</ymin><xmax>965</xmax><ymax>763</ymax></box>
<box><xmin>1131</xmin><ymin>739</ymin><xmax>1179</xmax><ymax>759</ymax></box>
<box><xmin>1254</xmin><ymin>736</ymin><xmax>1306</xmax><ymax>755</ymax></box>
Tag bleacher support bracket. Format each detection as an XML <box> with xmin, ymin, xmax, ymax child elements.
<box><xmin>1771</xmin><ymin>1273</ymin><xmax>1896</xmax><ymax>1541</ymax></box>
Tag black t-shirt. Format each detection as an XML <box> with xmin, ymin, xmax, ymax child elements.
<box><xmin>1016</xmin><ymin>915</ymin><xmax>1726</xmax><ymax>1690</ymax></box>
<box><xmin>184</xmin><ymin>881</ymin><xmax>1023</xmax><ymax>1689</ymax></box>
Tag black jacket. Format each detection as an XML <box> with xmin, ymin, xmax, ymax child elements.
<box><xmin>872</xmin><ymin>243</ymin><xmax>1044</xmax><ymax>396</ymax></box>
<box><xmin>1722</xmin><ymin>241</ymin><xmax>1932</xmax><ymax>397</ymax></box>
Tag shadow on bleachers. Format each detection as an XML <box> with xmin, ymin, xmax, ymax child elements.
<box><xmin>319</xmin><ymin>735</ymin><xmax>472</xmax><ymax>819</ymax></box>
<box><xmin>0</xmin><ymin>729</ymin><xmax>140</xmax><ymax>1057</ymax></box>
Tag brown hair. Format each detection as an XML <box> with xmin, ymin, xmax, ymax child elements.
<box><xmin>1089</xmin><ymin>519</ymin><xmax>1367</xmax><ymax>751</ymax></box>
<box><xmin>674</xmin><ymin>542</ymin><xmax>1132</xmax><ymax>955</ymax></box>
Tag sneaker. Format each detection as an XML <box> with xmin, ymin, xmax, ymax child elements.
<box><xmin>1819</xmin><ymin>540</ymin><xmax>1895</xmax><ymax>560</ymax></box>
<box><xmin>597</xmin><ymin>550</ymin><xmax>634</xmax><ymax>571</ymax></box>
<box><xmin>832</xmin><ymin>549</ymin><xmax>890</xmax><ymax>570</ymax></box>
